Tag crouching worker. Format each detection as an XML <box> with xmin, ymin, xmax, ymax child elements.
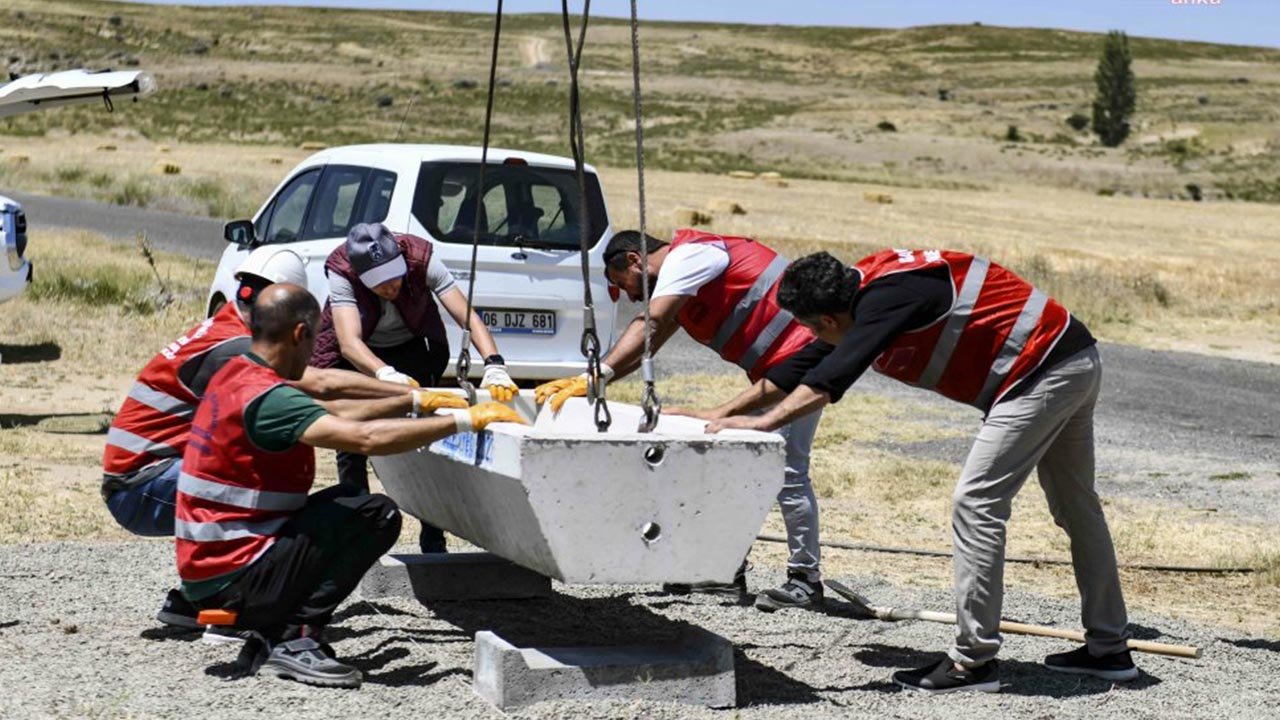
<box><xmin>177</xmin><ymin>284</ymin><xmax>524</xmax><ymax>689</ymax></box>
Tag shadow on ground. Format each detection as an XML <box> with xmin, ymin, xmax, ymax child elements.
<box><xmin>0</xmin><ymin>341</ymin><xmax>61</xmax><ymax>364</ymax></box>
<box><xmin>0</xmin><ymin>411</ymin><xmax>111</xmax><ymax>433</ymax></box>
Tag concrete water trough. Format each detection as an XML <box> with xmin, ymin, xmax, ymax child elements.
<box><xmin>370</xmin><ymin>392</ymin><xmax>785</xmax><ymax>585</ymax></box>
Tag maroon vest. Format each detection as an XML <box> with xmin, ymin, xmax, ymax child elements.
<box><xmin>310</xmin><ymin>233</ymin><xmax>449</xmax><ymax>368</ymax></box>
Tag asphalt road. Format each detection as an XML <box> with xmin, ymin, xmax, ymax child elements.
<box><xmin>12</xmin><ymin>189</ymin><xmax>1279</xmax><ymax>517</ymax></box>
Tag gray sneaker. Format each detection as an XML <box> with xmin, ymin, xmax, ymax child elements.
<box><xmin>260</xmin><ymin>637</ymin><xmax>362</xmax><ymax>688</ymax></box>
<box><xmin>755</xmin><ymin>573</ymin><xmax>823</xmax><ymax>612</ymax></box>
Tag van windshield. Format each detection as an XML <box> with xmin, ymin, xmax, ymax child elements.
<box><xmin>412</xmin><ymin>161</ymin><xmax>608</xmax><ymax>251</ymax></box>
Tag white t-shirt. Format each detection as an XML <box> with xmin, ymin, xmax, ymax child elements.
<box><xmin>652</xmin><ymin>241</ymin><xmax>730</xmax><ymax>298</ymax></box>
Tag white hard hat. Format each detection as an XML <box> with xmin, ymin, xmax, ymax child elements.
<box><xmin>234</xmin><ymin>247</ymin><xmax>307</xmax><ymax>289</ymax></box>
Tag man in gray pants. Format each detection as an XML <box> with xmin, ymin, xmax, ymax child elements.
<box><xmin>709</xmin><ymin>249</ymin><xmax>1136</xmax><ymax>693</ymax></box>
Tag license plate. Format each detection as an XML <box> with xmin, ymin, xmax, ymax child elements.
<box><xmin>478</xmin><ymin>308</ymin><xmax>556</xmax><ymax>335</ymax></box>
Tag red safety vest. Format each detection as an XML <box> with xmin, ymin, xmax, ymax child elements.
<box><xmin>102</xmin><ymin>302</ymin><xmax>249</xmax><ymax>479</ymax></box>
<box><xmin>856</xmin><ymin>249</ymin><xmax>1071</xmax><ymax>409</ymax></box>
<box><xmin>669</xmin><ymin>229</ymin><xmax>815</xmax><ymax>381</ymax></box>
<box><xmin>175</xmin><ymin>356</ymin><xmax>315</xmax><ymax>584</ymax></box>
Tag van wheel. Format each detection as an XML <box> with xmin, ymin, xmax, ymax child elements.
<box><xmin>207</xmin><ymin>294</ymin><xmax>226</xmax><ymax>318</ymax></box>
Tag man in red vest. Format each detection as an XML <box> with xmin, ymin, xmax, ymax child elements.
<box><xmin>536</xmin><ymin>229</ymin><xmax>830</xmax><ymax>612</ymax></box>
<box><xmin>103</xmin><ymin>247</ymin><xmax>418</xmax><ymax>631</ymax></box>
<box><xmin>709</xmin><ymin>250</ymin><xmax>1135</xmax><ymax>694</ymax></box>
<box><xmin>178</xmin><ymin>283</ymin><xmax>524</xmax><ymax>689</ymax></box>
<box><xmin>311</xmin><ymin>222</ymin><xmax>517</xmax><ymax>553</ymax></box>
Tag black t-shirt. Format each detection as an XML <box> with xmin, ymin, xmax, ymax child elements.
<box><xmin>799</xmin><ymin>265</ymin><xmax>1095</xmax><ymax>409</ymax></box>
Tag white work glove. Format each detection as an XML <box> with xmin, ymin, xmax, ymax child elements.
<box><xmin>375</xmin><ymin>365</ymin><xmax>419</xmax><ymax>387</ymax></box>
<box><xmin>479</xmin><ymin>357</ymin><xmax>518</xmax><ymax>403</ymax></box>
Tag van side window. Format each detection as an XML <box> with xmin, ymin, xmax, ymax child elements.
<box><xmin>263</xmin><ymin>169</ymin><xmax>321</xmax><ymax>245</ymax></box>
<box><xmin>359</xmin><ymin>170</ymin><xmax>398</xmax><ymax>225</ymax></box>
<box><xmin>299</xmin><ymin>166</ymin><xmax>399</xmax><ymax>241</ymax></box>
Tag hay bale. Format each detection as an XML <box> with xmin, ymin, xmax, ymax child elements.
<box><xmin>156</xmin><ymin>162</ymin><xmax>181</xmax><ymax>175</ymax></box>
<box><xmin>768</xmin><ymin>179</ymin><xmax>789</xmax><ymax>188</ymax></box>
<box><xmin>672</xmin><ymin>207</ymin><xmax>712</xmax><ymax>226</ymax></box>
<box><xmin>758</xmin><ymin>171</ymin><xmax>782</xmax><ymax>180</ymax></box>
<box><xmin>267</xmin><ymin>156</ymin><xmax>284</xmax><ymax>165</ymax></box>
<box><xmin>726</xmin><ymin>170</ymin><xmax>757</xmax><ymax>180</ymax></box>
<box><xmin>707</xmin><ymin>198</ymin><xmax>746</xmax><ymax>215</ymax></box>
<box><xmin>863</xmin><ymin>192</ymin><xmax>893</xmax><ymax>204</ymax></box>
<box><xmin>158</xmin><ymin>145</ymin><xmax>171</xmax><ymax>153</ymax></box>
<box><xmin>299</xmin><ymin>141</ymin><xmax>326</xmax><ymax>150</ymax></box>
<box><xmin>97</xmin><ymin>144</ymin><xmax>117</xmax><ymax>152</ymax></box>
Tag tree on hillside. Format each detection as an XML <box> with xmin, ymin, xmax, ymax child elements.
<box><xmin>1092</xmin><ymin>30</ymin><xmax>1136</xmax><ymax>147</ymax></box>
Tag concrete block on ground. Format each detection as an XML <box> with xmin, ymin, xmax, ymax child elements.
<box><xmin>473</xmin><ymin>627</ymin><xmax>736</xmax><ymax>710</ymax></box>
<box><xmin>360</xmin><ymin>552</ymin><xmax>552</xmax><ymax>602</ymax></box>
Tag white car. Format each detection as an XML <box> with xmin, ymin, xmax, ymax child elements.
<box><xmin>207</xmin><ymin>144</ymin><xmax>619</xmax><ymax>381</ymax></box>
<box><xmin>0</xmin><ymin>195</ymin><xmax>31</xmax><ymax>304</ymax></box>
<box><xmin>0</xmin><ymin>68</ymin><xmax>156</xmax><ymax>305</ymax></box>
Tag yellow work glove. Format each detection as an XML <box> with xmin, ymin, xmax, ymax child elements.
<box><xmin>412</xmin><ymin>390</ymin><xmax>469</xmax><ymax>416</ymax></box>
<box><xmin>479</xmin><ymin>362</ymin><xmax>518</xmax><ymax>403</ymax></box>
<box><xmin>534</xmin><ymin>375</ymin><xmax>587</xmax><ymax>414</ymax></box>
<box><xmin>455</xmin><ymin>401</ymin><xmax>528</xmax><ymax>432</ymax></box>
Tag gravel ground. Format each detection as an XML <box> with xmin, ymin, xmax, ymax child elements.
<box><xmin>2</xmin><ymin>541</ymin><xmax>1277</xmax><ymax>719</ymax></box>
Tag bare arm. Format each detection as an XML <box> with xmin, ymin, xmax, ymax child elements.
<box><xmin>706</xmin><ymin>384</ymin><xmax>830</xmax><ymax>434</ymax></box>
<box><xmin>293</xmin><ymin>366</ymin><xmax>414</xmax><ymax>401</ymax></box>
<box><xmin>438</xmin><ymin>286</ymin><xmax>499</xmax><ymax>359</ymax></box>
<box><xmin>299</xmin><ymin>413</ymin><xmax>459</xmax><ymax>456</ymax></box>
<box><xmin>316</xmin><ymin>394</ymin><xmax>415</xmax><ymax>422</ymax></box>
<box><xmin>333</xmin><ymin>305</ymin><xmax>390</xmax><ymax>376</ymax></box>
<box><xmin>603</xmin><ymin>294</ymin><xmax>688</xmax><ymax>379</ymax></box>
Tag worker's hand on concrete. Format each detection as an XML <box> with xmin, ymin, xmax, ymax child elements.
<box><xmin>480</xmin><ymin>364</ymin><xmax>518</xmax><ymax>403</ymax></box>
<box><xmin>663</xmin><ymin>406</ymin><xmax>720</xmax><ymax>421</ymax></box>
<box><xmin>534</xmin><ymin>375</ymin><xmax>583</xmax><ymax>410</ymax></box>
<box><xmin>412</xmin><ymin>390</ymin><xmax>469</xmax><ymax>415</ymax></box>
<box><xmin>455</xmin><ymin>401</ymin><xmax>528</xmax><ymax>432</ymax></box>
<box><xmin>375</xmin><ymin>365</ymin><xmax>420</xmax><ymax>387</ymax></box>
<box><xmin>705</xmin><ymin>415</ymin><xmax>766</xmax><ymax>434</ymax></box>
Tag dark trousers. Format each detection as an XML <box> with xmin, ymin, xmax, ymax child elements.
<box><xmin>196</xmin><ymin>485</ymin><xmax>402</xmax><ymax>642</ymax></box>
<box><xmin>333</xmin><ymin>337</ymin><xmax>449</xmax><ymax>553</ymax></box>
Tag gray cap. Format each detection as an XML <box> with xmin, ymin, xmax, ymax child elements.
<box><xmin>347</xmin><ymin>222</ymin><xmax>408</xmax><ymax>288</ymax></box>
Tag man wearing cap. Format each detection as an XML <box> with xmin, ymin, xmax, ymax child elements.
<box><xmin>536</xmin><ymin>229</ymin><xmax>831</xmax><ymax>612</ymax></box>
<box><xmin>311</xmin><ymin>222</ymin><xmax>518</xmax><ymax>553</ymax></box>
<box><xmin>102</xmin><ymin>246</ymin><xmax>420</xmax><ymax>629</ymax></box>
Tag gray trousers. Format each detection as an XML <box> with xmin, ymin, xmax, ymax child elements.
<box><xmin>775</xmin><ymin>408</ymin><xmax>823</xmax><ymax>582</ymax></box>
<box><xmin>949</xmin><ymin>346</ymin><xmax>1130</xmax><ymax>666</ymax></box>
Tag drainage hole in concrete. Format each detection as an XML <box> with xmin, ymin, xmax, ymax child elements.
<box><xmin>643</xmin><ymin>445</ymin><xmax>666</xmax><ymax>467</ymax></box>
<box><xmin>641</xmin><ymin>522</ymin><xmax>662</xmax><ymax>544</ymax></box>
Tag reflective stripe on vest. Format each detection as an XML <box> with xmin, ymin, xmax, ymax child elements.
<box><xmin>106</xmin><ymin>427</ymin><xmax>179</xmax><ymax>458</ymax></box>
<box><xmin>916</xmin><ymin>256</ymin><xmax>990</xmax><ymax>389</ymax></box>
<box><xmin>174</xmin><ymin>516</ymin><xmax>289</xmax><ymax>543</ymax></box>
<box><xmin>710</xmin><ymin>254</ymin><xmax>791</xmax><ymax>355</ymax></box>
<box><xmin>126</xmin><ymin>382</ymin><xmax>195</xmax><ymax>419</ymax></box>
<box><xmin>976</xmin><ymin>288</ymin><xmax>1050</xmax><ymax>408</ymax></box>
<box><xmin>178</xmin><ymin>472</ymin><xmax>307</xmax><ymax>513</ymax></box>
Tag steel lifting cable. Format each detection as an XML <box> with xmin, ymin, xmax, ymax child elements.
<box><xmin>560</xmin><ymin>0</ymin><xmax>611</xmax><ymax>432</ymax></box>
<box><xmin>629</xmin><ymin>0</ymin><xmax>660</xmax><ymax>433</ymax></box>
<box><xmin>458</xmin><ymin>0</ymin><xmax>505</xmax><ymax>406</ymax></box>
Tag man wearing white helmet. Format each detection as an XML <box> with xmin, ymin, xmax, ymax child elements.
<box><xmin>102</xmin><ymin>246</ymin><xmax>417</xmax><ymax>630</ymax></box>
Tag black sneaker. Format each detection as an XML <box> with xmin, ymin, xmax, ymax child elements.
<box><xmin>155</xmin><ymin>589</ymin><xmax>200</xmax><ymax>630</ymax></box>
<box><xmin>894</xmin><ymin>657</ymin><xmax>1001</xmax><ymax>695</ymax></box>
<box><xmin>663</xmin><ymin>561</ymin><xmax>749</xmax><ymax>597</ymax></box>
<box><xmin>260</xmin><ymin>637</ymin><xmax>362</xmax><ymax>689</ymax></box>
<box><xmin>755</xmin><ymin>572</ymin><xmax>823</xmax><ymax>612</ymax></box>
<box><xmin>1044</xmin><ymin>646</ymin><xmax>1139</xmax><ymax>681</ymax></box>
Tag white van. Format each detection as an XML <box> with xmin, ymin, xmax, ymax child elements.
<box><xmin>206</xmin><ymin>144</ymin><xmax>619</xmax><ymax>381</ymax></box>
<box><xmin>0</xmin><ymin>195</ymin><xmax>30</xmax><ymax>305</ymax></box>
